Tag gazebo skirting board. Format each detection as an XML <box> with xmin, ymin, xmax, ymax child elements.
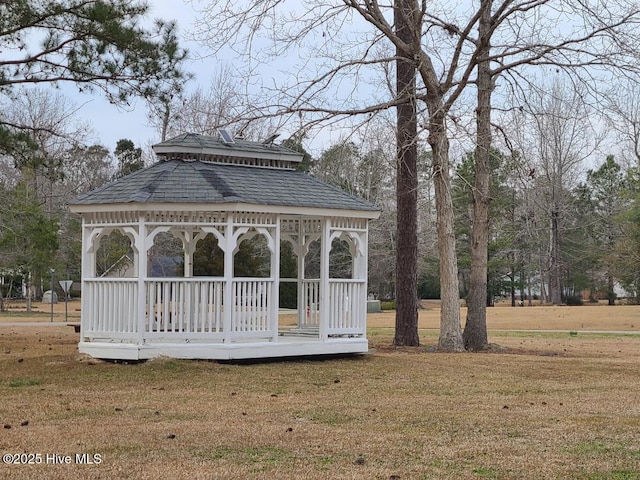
<box><xmin>79</xmin><ymin>276</ymin><xmax>368</xmax><ymax>360</ymax></box>
<box><xmin>79</xmin><ymin>337</ymin><xmax>369</xmax><ymax>361</ymax></box>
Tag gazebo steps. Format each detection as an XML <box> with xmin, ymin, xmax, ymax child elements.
<box><xmin>278</xmin><ymin>326</ymin><xmax>320</xmax><ymax>337</ymax></box>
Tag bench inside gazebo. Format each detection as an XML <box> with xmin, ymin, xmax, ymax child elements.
<box><xmin>68</xmin><ymin>132</ymin><xmax>379</xmax><ymax>360</ymax></box>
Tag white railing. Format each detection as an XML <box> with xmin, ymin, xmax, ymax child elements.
<box><xmin>83</xmin><ymin>279</ymin><xmax>138</xmax><ymax>339</ymax></box>
<box><xmin>302</xmin><ymin>279</ymin><xmax>320</xmax><ymax>327</ymax></box>
<box><xmin>145</xmin><ymin>278</ymin><xmax>224</xmax><ymax>336</ymax></box>
<box><xmin>231</xmin><ymin>279</ymin><xmax>273</xmax><ymax>335</ymax></box>
<box><xmin>82</xmin><ymin>277</ymin><xmax>365</xmax><ymax>342</ymax></box>
<box><xmin>328</xmin><ymin>279</ymin><xmax>366</xmax><ymax>335</ymax></box>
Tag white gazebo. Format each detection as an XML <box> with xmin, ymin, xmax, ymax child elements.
<box><xmin>68</xmin><ymin>133</ymin><xmax>380</xmax><ymax>360</ymax></box>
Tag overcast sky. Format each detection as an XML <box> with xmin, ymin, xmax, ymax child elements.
<box><xmin>64</xmin><ymin>1</ymin><xmax>208</xmax><ymax>154</ymax></box>
<box><xmin>12</xmin><ymin>1</ymin><xmax>622</xmax><ymax>166</ymax></box>
<box><xmin>67</xmin><ymin>1</ymin><xmax>375</xmax><ymax>158</ymax></box>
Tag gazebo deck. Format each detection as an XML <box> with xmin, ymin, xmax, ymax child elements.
<box><xmin>78</xmin><ymin>276</ymin><xmax>368</xmax><ymax>360</ymax></box>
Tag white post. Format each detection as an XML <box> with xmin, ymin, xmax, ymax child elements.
<box><xmin>296</xmin><ymin>220</ymin><xmax>305</xmax><ymax>329</ymax></box>
<box><xmin>181</xmin><ymin>229</ymin><xmax>199</xmax><ymax>278</ymax></box>
<box><xmin>271</xmin><ymin>218</ymin><xmax>281</xmax><ymax>341</ymax></box>
<box><xmin>80</xmin><ymin>222</ymin><xmax>96</xmax><ymax>338</ymax></box>
<box><xmin>223</xmin><ymin>215</ymin><xmax>234</xmax><ymax>342</ymax></box>
<box><xmin>359</xmin><ymin>228</ymin><xmax>369</xmax><ymax>333</ymax></box>
<box><xmin>319</xmin><ymin>217</ymin><xmax>331</xmax><ymax>341</ymax></box>
<box><xmin>136</xmin><ymin>215</ymin><xmax>147</xmax><ymax>346</ymax></box>
<box><xmin>82</xmin><ymin>224</ymin><xmax>97</xmax><ymax>279</ymax></box>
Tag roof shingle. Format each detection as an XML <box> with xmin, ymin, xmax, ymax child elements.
<box><xmin>69</xmin><ymin>159</ymin><xmax>379</xmax><ymax>213</ymax></box>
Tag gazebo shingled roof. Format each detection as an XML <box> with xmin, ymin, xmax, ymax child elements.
<box><xmin>69</xmin><ymin>132</ymin><xmax>378</xmax><ymax>213</ymax></box>
<box><xmin>69</xmin><ymin>159</ymin><xmax>379</xmax><ymax>211</ymax></box>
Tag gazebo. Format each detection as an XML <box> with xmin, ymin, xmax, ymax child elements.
<box><xmin>68</xmin><ymin>132</ymin><xmax>380</xmax><ymax>360</ymax></box>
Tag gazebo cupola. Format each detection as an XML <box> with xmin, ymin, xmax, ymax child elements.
<box><xmin>68</xmin><ymin>132</ymin><xmax>380</xmax><ymax>360</ymax></box>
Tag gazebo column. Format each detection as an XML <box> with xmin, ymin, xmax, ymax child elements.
<box><xmin>295</xmin><ymin>225</ymin><xmax>306</xmax><ymax>329</ymax></box>
<box><xmin>80</xmin><ymin>224</ymin><xmax>102</xmax><ymax>337</ymax></box>
<box><xmin>135</xmin><ymin>215</ymin><xmax>147</xmax><ymax>346</ymax></box>
<box><xmin>133</xmin><ymin>222</ymin><xmax>170</xmax><ymax>344</ymax></box>
<box><xmin>289</xmin><ymin>220</ymin><xmax>321</xmax><ymax>330</ymax></box>
<box><xmin>82</xmin><ymin>224</ymin><xmax>99</xmax><ymax>279</ymax></box>
<box><xmin>177</xmin><ymin>229</ymin><xmax>206</xmax><ymax>278</ymax></box>
<box><xmin>354</xmin><ymin>230</ymin><xmax>369</xmax><ymax>334</ymax></box>
<box><xmin>269</xmin><ymin>218</ymin><xmax>281</xmax><ymax>341</ymax></box>
<box><xmin>182</xmin><ymin>230</ymin><xmax>194</xmax><ymax>278</ymax></box>
<box><xmin>319</xmin><ymin>217</ymin><xmax>331</xmax><ymax>340</ymax></box>
<box><xmin>222</xmin><ymin>215</ymin><xmax>235</xmax><ymax>342</ymax></box>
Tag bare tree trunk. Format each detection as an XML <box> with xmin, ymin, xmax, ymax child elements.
<box><xmin>429</xmin><ymin>106</ymin><xmax>463</xmax><ymax>351</ymax></box>
<box><xmin>25</xmin><ymin>273</ymin><xmax>32</xmax><ymax>313</ymax></box>
<box><xmin>161</xmin><ymin>103</ymin><xmax>170</xmax><ymax>142</ymax></box>
<box><xmin>464</xmin><ymin>0</ymin><xmax>492</xmax><ymax>350</ymax></box>
<box><xmin>550</xmin><ymin>208</ymin><xmax>562</xmax><ymax>304</ymax></box>
<box><xmin>538</xmin><ymin>252</ymin><xmax>547</xmax><ymax>303</ymax></box>
<box><xmin>393</xmin><ymin>0</ymin><xmax>419</xmax><ymax>346</ymax></box>
<box><xmin>607</xmin><ymin>270</ymin><xmax>615</xmax><ymax>305</ymax></box>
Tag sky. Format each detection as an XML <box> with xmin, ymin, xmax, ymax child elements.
<box><xmin>61</xmin><ymin>1</ymin><xmax>385</xmax><ymax>158</ymax></box>
<box><xmin>73</xmin><ymin>1</ymin><xmax>206</xmax><ymax>153</ymax></box>
<box><xmin>6</xmin><ymin>0</ymin><xmax>628</xmax><ymax>166</ymax></box>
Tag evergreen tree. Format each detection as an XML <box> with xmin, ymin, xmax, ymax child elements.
<box><xmin>583</xmin><ymin>155</ymin><xmax>628</xmax><ymax>304</ymax></box>
<box><xmin>114</xmin><ymin>139</ymin><xmax>144</xmax><ymax>178</ymax></box>
<box><xmin>1</xmin><ymin>0</ymin><xmax>188</xmax><ymax>151</ymax></box>
<box><xmin>0</xmin><ymin>182</ymin><xmax>59</xmax><ymax>308</ymax></box>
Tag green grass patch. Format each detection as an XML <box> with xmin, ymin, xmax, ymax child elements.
<box><xmin>472</xmin><ymin>467</ymin><xmax>499</xmax><ymax>478</ymax></box>
<box><xmin>572</xmin><ymin>440</ymin><xmax>640</xmax><ymax>459</ymax></box>
<box><xmin>569</xmin><ymin>440</ymin><xmax>640</xmax><ymax>477</ymax></box>
<box><xmin>191</xmin><ymin>446</ymin><xmax>294</xmax><ymax>464</ymax></box>
<box><xmin>7</xmin><ymin>377</ymin><xmax>42</xmax><ymax>387</ymax></box>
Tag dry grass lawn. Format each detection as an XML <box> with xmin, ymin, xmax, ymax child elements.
<box><xmin>1</xmin><ymin>300</ymin><xmax>639</xmax><ymax>479</ymax></box>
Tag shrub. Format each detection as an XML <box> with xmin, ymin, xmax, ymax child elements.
<box><xmin>564</xmin><ymin>295</ymin><xmax>583</xmax><ymax>306</ymax></box>
<box><xmin>380</xmin><ymin>300</ymin><xmax>396</xmax><ymax>311</ymax></box>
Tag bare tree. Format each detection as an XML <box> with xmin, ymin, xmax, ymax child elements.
<box><xmin>461</xmin><ymin>0</ymin><xmax>640</xmax><ymax>346</ymax></box>
<box><xmin>2</xmin><ymin>88</ymin><xmax>92</xmax><ymax>215</ymax></box>
<box><xmin>606</xmin><ymin>81</ymin><xmax>640</xmax><ymax>168</ymax></box>
<box><xmin>507</xmin><ymin>80</ymin><xmax>600</xmax><ymax>304</ymax></box>
<box><xmin>464</xmin><ymin>0</ymin><xmax>493</xmax><ymax>350</ymax></box>
<box><xmin>148</xmin><ymin>65</ymin><xmax>277</xmax><ymax>142</ymax></box>
<box><xmin>189</xmin><ymin>0</ymin><xmax>640</xmax><ymax>350</ymax></box>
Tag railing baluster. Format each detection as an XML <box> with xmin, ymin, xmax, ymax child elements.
<box><xmin>253</xmin><ymin>281</ymin><xmax>258</xmax><ymax>332</ymax></box>
<box><xmin>207</xmin><ymin>282</ymin><xmax>213</xmax><ymax>332</ymax></box>
<box><xmin>215</xmin><ymin>282</ymin><xmax>220</xmax><ymax>332</ymax></box>
<box><xmin>164</xmin><ymin>282</ymin><xmax>170</xmax><ymax>332</ymax></box>
<box><xmin>262</xmin><ymin>281</ymin><xmax>267</xmax><ymax>331</ymax></box>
